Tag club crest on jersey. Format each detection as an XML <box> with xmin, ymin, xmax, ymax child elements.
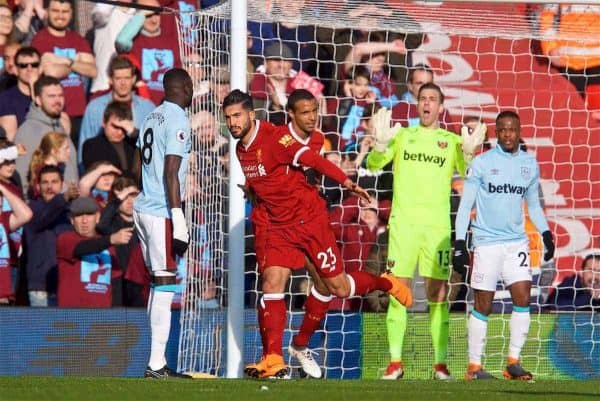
<box><xmin>490</xmin><ymin>168</ymin><xmax>499</xmax><ymax>175</ymax></box>
<box><xmin>437</xmin><ymin>140</ymin><xmax>448</xmax><ymax>149</ymax></box>
<box><xmin>256</xmin><ymin>148</ymin><xmax>263</xmax><ymax>163</ymax></box>
<box><xmin>278</xmin><ymin>134</ymin><xmax>296</xmax><ymax>148</ymax></box>
<box><xmin>521</xmin><ymin>167</ymin><xmax>531</xmax><ymax>180</ymax></box>
<box><xmin>176</xmin><ymin>130</ymin><xmax>186</xmax><ymax>143</ymax></box>
<box><xmin>387</xmin><ymin>260</ymin><xmax>395</xmax><ymax>268</ymax></box>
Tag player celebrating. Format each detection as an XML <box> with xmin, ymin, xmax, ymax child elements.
<box><xmin>132</xmin><ymin>68</ymin><xmax>193</xmax><ymax>379</ymax></box>
<box><xmin>367</xmin><ymin>82</ymin><xmax>485</xmax><ymax>380</ymax></box>
<box><xmin>453</xmin><ymin>111</ymin><xmax>555</xmax><ymax>381</ymax></box>
<box><xmin>224</xmin><ymin>89</ymin><xmax>413</xmax><ymax>379</ymax></box>
<box><xmin>244</xmin><ymin>89</ymin><xmax>334</xmax><ymax>379</ymax></box>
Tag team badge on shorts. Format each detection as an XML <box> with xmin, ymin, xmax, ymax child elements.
<box><xmin>437</xmin><ymin>140</ymin><xmax>448</xmax><ymax>149</ymax></box>
<box><xmin>387</xmin><ymin>260</ymin><xmax>395</xmax><ymax>268</ymax></box>
<box><xmin>176</xmin><ymin>130</ymin><xmax>187</xmax><ymax>142</ymax></box>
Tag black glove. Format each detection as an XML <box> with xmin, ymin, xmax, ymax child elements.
<box><xmin>452</xmin><ymin>240</ymin><xmax>470</xmax><ymax>275</ymax></box>
<box><xmin>542</xmin><ymin>231</ymin><xmax>555</xmax><ymax>262</ymax></box>
<box><xmin>173</xmin><ymin>239</ymin><xmax>189</xmax><ymax>257</ymax></box>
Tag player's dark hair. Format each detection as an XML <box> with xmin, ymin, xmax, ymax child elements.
<box><xmin>582</xmin><ymin>254</ymin><xmax>600</xmax><ymax>270</ymax></box>
<box><xmin>163</xmin><ymin>68</ymin><xmax>192</xmax><ymax>97</ymax></box>
<box><xmin>222</xmin><ymin>89</ymin><xmax>253</xmax><ymax>111</ymax></box>
<box><xmin>103</xmin><ymin>101</ymin><xmax>133</xmax><ymax>123</ymax></box>
<box><xmin>496</xmin><ymin>110</ymin><xmax>520</xmax><ymax>125</ymax></box>
<box><xmin>38</xmin><ymin>164</ymin><xmax>64</xmax><ymax>182</ymax></box>
<box><xmin>417</xmin><ymin>82</ymin><xmax>444</xmax><ymax>104</ymax></box>
<box><xmin>33</xmin><ymin>76</ymin><xmax>62</xmax><ymax>97</ymax></box>
<box><xmin>286</xmin><ymin>89</ymin><xmax>315</xmax><ymax>112</ymax></box>
<box><xmin>408</xmin><ymin>63</ymin><xmax>433</xmax><ymax>83</ymax></box>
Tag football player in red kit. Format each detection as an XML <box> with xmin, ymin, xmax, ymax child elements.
<box><xmin>224</xmin><ymin>89</ymin><xmax>413</xmax><ymax>379</ymax></box>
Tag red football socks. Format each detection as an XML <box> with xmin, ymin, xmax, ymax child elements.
<box><xmin>294</xmin><ymin>292</ymin><xmax>330</xmax><ymax>347</ymax></box>
<box><xmin>349</xmin><ymin>271</ymin><xmax>392</xmax><ymax>295</ymax></box>
<box><xmin>259</xmin><ymin>295</ymin><xmax>287</xmax><ymax>356</ymax></box>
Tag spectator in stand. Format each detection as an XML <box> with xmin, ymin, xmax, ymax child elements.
<box><xmin>316</xmin><ymin>1</ymin><xmax>423</xmax><ymax>96</ymax></box>
<box><xmin>31</xmin><ymin>0</ymin><xmax>97</xmax><ymax>148</ymax></box>
<box><xmin>79</xmin><ymin>161</ymin><xmax>122</xmax><ymax>212</ymax></box>
<box><xmin>184</xmin><ymin>51</ymin><xmax>209</xmax><ymax>101</ymax></box>
<box><xmin>538</xmin><ymin>5</ymin><xmax>600</xmax><ymax>119</ymax></box>
<box><xmin>158</xmin><ymin>0</ymin><xmax>199</xmax><ymax>49</ymax></box>
<box><xmin>96</xmin><ymin>177</ymin><xmax>149</xmax><ymax>306</ymax></box>
<box><xmin>392</xmin><ymin>64</ymin><xmax>456</xmax><ymax>132</ymax></box>
<box><xmin>324</xmin><ymin>66</ymin><xmax>376</xmax><ymax>150</ymax></box>
<box><xmin>0</xmin><ymin>3</ymin><xmax>16</xmax><ymax>69</ymax></box>
<box><xmin>0</xmin><ymin>46</ymin><xmax>40</xmax><ymax>139</ymax></box>
<box><xmin>0</xmin><ymin>140</ymin><xmax>32</xmax><ymax>305</ymax></box>
<box><xmin>82</xmin><ymin>101</ymin><xmax>137</xmax><ymax>176</ymax></box>
<box><xmin>0</xmin><ymin>42</ymin><xmax>21</xmax><ymax>90</ymax></box>
<box><xmin>27</xmin><ymin>131</ymin><xmax>70</xmax><ymax>199</ymax></box>
<box><xmin>115</xmin><ymin>0</ymin><xmax>181</xmax><ymax>106</ymax></box>
<box><xmin>248</xmin><ymin>0</ymin><xmax>318</xmax><ymax>77</ymax></box>
<box><xmin>329</xmin><ymin>194</ymin><xmax>390</xmax><ymax>310</ymax></box>
<box><xmin>23</xmin><ymin>164</ymin><xmax>78</xmax><ymax>306</ymax></box>
<box><xmin>552</xmin><ymin>254</ymin><xmax>600</xmax><ymax>311</ymax></box>
<box><xmin>342</xmin><ymin>33</ymin><xmax>406</xmax><ymax>108</ymax></box>
<box><xmin>249</xmin><ymin>42</ymin><xmax>297</xmax><ymax>125</ymax></box>
<box><xmin>56</xmin><ymin>196</ymin><xmax>133</xmax><ymax>307</ymax></box>
<box><xmin>79</xmin><ymin>56</ymin><xmax>155</xmax><ymax>170</ymax></box>
<box><xmin>202</xmin><ymin>64</ymin><xmax>231</xmax><ymax>138</ymax></box>
<box><xmin>89</xmin><ymin>0</ymin><xmax>135</xmax><ymax>96</ymax></box>
<box><xmin>12</xmin><ymin>0</ymin><xmax>45</xmax><ymax>46</ymax></box>
<box><xmin>15</xmin><ymin>76</ymin><xmax>77</xmax><ymax>196</ymax></box>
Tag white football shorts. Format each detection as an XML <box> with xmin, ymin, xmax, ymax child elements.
<box><xmin>470</xmin><ymin>240</ymin><xmax>531</xmax><ymax>292</ymax></box>
<box><xmin>133</xmin><ymin>210</ymin><xmax>177</xmax><ymax>273</ymax></box>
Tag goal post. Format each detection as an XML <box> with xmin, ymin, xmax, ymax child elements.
<box><xmin>175</xmin><ymin>0</ymin><xmax>600</xmax><ymax>379</ymax></box>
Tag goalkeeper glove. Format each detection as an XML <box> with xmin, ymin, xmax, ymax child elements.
<box><xmin>542</xmin><ymin>231</ymin><xmax>555</xmax><ymax>261</ymax></box>
<box><xmin>171</xmin><ymin>207</ymin><xmax>189</xmax><ymax>256</ymax></box>
<box><xmin>372</xmin><ymin>107</ymin><xmax>400</xmax><ymax>152</ymax></box>
<box><xmin>461</xmin><ymin>122</ymin><xmax>487</xmax><ymax>156</ymax></box>
<box><xmin>452</xmin><ymin>240</ymin><xmax>470</xmax><ymax>275</ymax></box>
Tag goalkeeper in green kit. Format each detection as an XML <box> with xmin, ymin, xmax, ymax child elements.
<box><xmin>366</xmin><ymin>83</ymin><xmax>485</xmax><ymax>380</ymax></box>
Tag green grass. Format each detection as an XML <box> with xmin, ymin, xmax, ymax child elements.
<box><xmin>1</xmin><ymin>377</ymin><xmax>600</xmax><ymax>401</ymax></box>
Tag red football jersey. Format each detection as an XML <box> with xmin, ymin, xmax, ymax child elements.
<box><xmin>249</xmin><ymin>123</ymin><xmax>325</xmax><ymax>227</ymax></box>
<box><xmin>237</xmin><ymin>120</ymin><xmax>341</xmax><ymax>227</ymax></box>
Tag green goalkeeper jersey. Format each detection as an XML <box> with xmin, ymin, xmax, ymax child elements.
<box><xmin>366</xmin><ymin>125</ymin><xmax>466</xmax><ymax>229</ymax></box>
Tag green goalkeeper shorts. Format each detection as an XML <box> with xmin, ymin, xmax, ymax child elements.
<box><xmin>386</xmin><ymin>223</ymin><xmax>451</xmax><ymax>281</ymax></box>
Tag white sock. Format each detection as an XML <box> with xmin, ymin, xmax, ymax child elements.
<box><xmin>468</xmin><ymin>311</ymin><xmax>488</xmax><ymax>365</ymax></box>
<box><xmin>148</xmin><ymin>289</ymin><xmax>175</xmax><ymax>370</ymax></box>
<box><xmin>509</xmin><ymin>308</ymin><xmax>530</xmax><ymax>361</ymax></box>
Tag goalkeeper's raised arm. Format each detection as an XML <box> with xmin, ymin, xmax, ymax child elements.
<box><xmin>365</xmin><ymin>107</ymin><xmax>402</xmax><ymax>171</ymax></box>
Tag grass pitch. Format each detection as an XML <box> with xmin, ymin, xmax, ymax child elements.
<box><xmin>1</xmin><ymin>377</ymin><xmax>599</xmax><ymax>401</ymax></box>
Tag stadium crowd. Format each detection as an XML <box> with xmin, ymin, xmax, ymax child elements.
<box><xmin>0</xmin><ymin>0</ymin><xmax>596</xmax><ymax>326</ymax></box>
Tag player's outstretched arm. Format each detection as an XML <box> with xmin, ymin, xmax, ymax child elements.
<box><xmin>342</xmin><ymin>179</ymin><xmax>371</xmax><ymax>203</ymax></box>
<box><xmin>366</xmin><ymin>108</ymin><xmax>400</xmax><ymax>172</ymax></box>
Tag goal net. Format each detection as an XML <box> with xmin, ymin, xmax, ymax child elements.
<box><xmin>176</xmin><ymin>0</ymin><xmax>600</xmax><ymax>379</ymax></box>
